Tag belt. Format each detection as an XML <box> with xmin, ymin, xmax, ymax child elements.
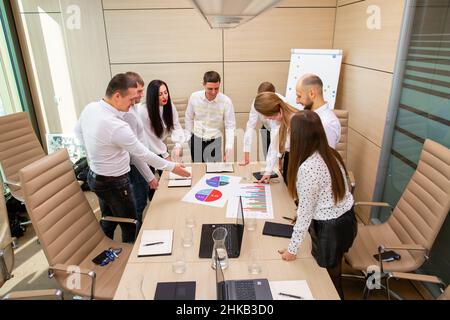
<box><xmin>89</xmin><ymin>171</ymin><xmax>128</xmax><ymax>182</ymax></box>
<box><xmin>195</xmin><ymin>134</ymin><xmax>218</xmax><ymax>143</ymax></box>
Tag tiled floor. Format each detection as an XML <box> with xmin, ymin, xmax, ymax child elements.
<box><xmin>0</xmin><ymin>192</ymin><xmax>430</xmax><ymax>300</ymax></box>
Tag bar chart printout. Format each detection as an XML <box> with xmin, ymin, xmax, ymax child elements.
<box><xmin>226</xmin><ymin>184</ymin><xmax>274</xmax><ymax>219</ymax></box>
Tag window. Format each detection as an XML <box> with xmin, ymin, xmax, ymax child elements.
<box><xmin>380</xmin><ymin>0</ymin><xmax>450</xmax><ymax>289</ymax></box>
<box><xmin>0</xmin><ymin>4</ymin><xmax>22</xmax><ymax>116</ymax></box>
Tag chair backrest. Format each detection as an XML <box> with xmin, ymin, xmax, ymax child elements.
<box><xmin>19</xmin><ymin>149</ymin><xmax>104</xmax><ymax>268</ymax></box>
<box><xmin>389</xmin><ymin>139</ymin><xmax>450</xmax><ymax>254</ymax></box>
<box><xmin>333</xmin><ymin>109</ymin><xmax>349</xmax><ymax>165</ymax></box>
<box><xmin>0</xmin><ymin>112</ymin><xmax>46</xmax><ymax>199</ymax></box>
<box><xmin>0</xmin><ymin>192</ymin><xmax>14</xmax><ymax>288</ymax></box>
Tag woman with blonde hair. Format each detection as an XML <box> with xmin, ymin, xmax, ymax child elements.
<box><xmin>254</xmin><ymin>92</ymin><xmax>299</xmax><ymax>184</ymax></box>
<box><xmin>279</xmin><ymin>110</ymin><xmax>356</xmax><ymax>299</ymax></box>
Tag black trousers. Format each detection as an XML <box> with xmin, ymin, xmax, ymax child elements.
<box><xmin>282</xmin><ymin>152</ymin><xmax>290</xmax><ymax>186</ymax></box>
<box><xmin>309</xmin><ymin>207</ymin><xmax>357</xmax><ymax>268</ymax></box>
<box><xmin>260</xmin><ymin>125</ymin><xmax>271</xmax><ymax>159</ymax></box>
<box><xmin>87</xmin><ymin>170</ymin><xmax>136</xmax><ymax>243</ymax></box>
<box><xmin>190</xmin><ymin>134</ymin><xmax>222</xmax><ymax>163</ymax></box>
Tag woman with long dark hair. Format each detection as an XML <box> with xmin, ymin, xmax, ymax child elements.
<box><xmin>138</xmin><ymin>80</ymin><xmax>186</xmax><ymax>162</ymax></box>
<box><xmin>279</xmin><ymin>110</ymin><xmax>357</xmax><ymax>299</ymax></box>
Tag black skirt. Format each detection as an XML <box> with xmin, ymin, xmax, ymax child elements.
<box><xmin>309</xmin><ymin>207</ymin><xmax>357</xmax><ymax>268</ymax></box>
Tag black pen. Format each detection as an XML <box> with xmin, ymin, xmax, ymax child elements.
<box><xmin>279</xmin><ymin>292</ymin><xmax>304</xmax><ymax>299</ymax></box>
<box><xmin>143</xmin><ymin>241</ymin><xmax>164</xmax><ymax>246</ymax></box>
<box><xmin>282</xmin><ymin>216</ymin><xmax>295</xmax><ymax>222</ymax></box>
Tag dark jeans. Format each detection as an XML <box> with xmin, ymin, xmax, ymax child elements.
<box><xmin>190</xmin><ymin>134</ymin><xmax>222</xmax><ymax>163</ymax></box>
<box><xmin>87</xmin><ymin>170</ymin><xmax>136</xmax><ymax>243</ymax></box>
<box><xmin>129</xmin><ymin>165</ymin><xmax>149</xmax><ymax>233</ymax></box>
<box><xmin>282</xmin><ymin>152</ymin><xmax>290</xmax><ymax>186</ymax></box>
<box><xmin>260</xmin><ymin>125</ymin><xmax>271</xmax><ymax>159</ymax></box>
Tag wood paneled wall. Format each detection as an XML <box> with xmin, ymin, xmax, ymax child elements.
<box><xmin>333</xmin><ymin>0</ymin><xmax>405</xmax><ymax>220</ymax></box>
<box><xmin>12</xmin><ymin>0</ymin><xmax>337</xmax><ymax>158</ymax></box>
<box><xmin>12</xmin><ymin>0</ymin><xmax>407</xmax><ymax>207</ymax></box>
<box><xmin>106</xmin><ymin>0</ymin><xmax>335</xmax><ymax>160</ymax></box>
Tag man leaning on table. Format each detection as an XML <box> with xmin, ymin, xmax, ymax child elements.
<box><xmin>75</xmin><ymin>73</ymin><xmax>190</xmax><ymax>243</ymax></box>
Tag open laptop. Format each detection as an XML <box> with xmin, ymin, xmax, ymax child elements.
<box><xmin>215</xmin><ymin>250</ymin><xmax>273</xmax><ymax>300</ymax></box>
<box><xmin>199</xmin><ymin>196</ymin><xmax>244</xmax><ymax>258</ymax></box>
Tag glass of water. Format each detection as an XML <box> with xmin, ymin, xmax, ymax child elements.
<box><xmin>172</xmin><ymin>252</ymin><xmax>187</xmax><ymax>274</ymax></box>
<box><xmin>182</xmin><ymin>226</ymin><xmax>193</xmax><ymax>247</ymax></box>
<box><xmin>248</xmin><ymin>249</ymin><xmax>262</xmax><ymax>274</ymax></box>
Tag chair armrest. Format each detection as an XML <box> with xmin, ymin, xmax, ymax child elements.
<box><xmin>383</xmin><ymin>244</ymin><xmax>427</xmax><ymax>252</ymax></box>
<box><xmin>49</xmin><ymin>263</ymin><xmax>95</xmax><ymax>278</ymax></box>
<box><xmin>347</xmin><ymin>171</ymin><xmax>356</xmax><ymax>194</ymax></box>
<box><xmin>2</xmin><ymin>289</ymin><xmax>63</xmax><ymax>300</ymax></box>
<box><xmin>49</xmin><ymin>264</ymin><xmax>96</xmax><ymax>300</ymax></box>
<box><xmin>0</xmin><ymin>237</ymin><xmax>17</xmax><ymax>251</ymax></box>
<box><xmin>389</xmin><ymin>272</ymin><xmax>445</xmax><ymax>286</ymax></box>
<box><xmin>355</xmin><ymin>202</ymin><xmax>393</xmax><ymax>209</ymax></box>
<box><xmin>4</xmin><ymin>178</ymin><xmax>21</xmax><ymax>187</ymax></box>
<box><xmin>101</xmin><ymin>217</ymin><xmax>138</xmax><ymax>225</ymax></box>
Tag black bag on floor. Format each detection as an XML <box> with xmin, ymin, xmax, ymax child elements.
<box><xmin>5</xmin><ymin>195</ymin><xmax>27</xmax><ymax>238</ymax></box>
<box><xmin>73</xmin><ymin>157</ymin><xmax>90</xmax><ymax>191</ymax></box>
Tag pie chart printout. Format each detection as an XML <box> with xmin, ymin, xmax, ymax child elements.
<box><xmin>195</xmin><ymin>189</ymin><xmax>223</xmax><ymax>202</ymax></box>
<box><xmin>206</xmin><ymin>176</ymin><xmax>230</xmax><ymax>188</ymax></box>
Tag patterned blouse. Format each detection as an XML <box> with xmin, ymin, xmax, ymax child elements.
<box><xmin>288</xmin><ymin>152</ymin><xmax>354</xmax><ymax>255</ymax></box>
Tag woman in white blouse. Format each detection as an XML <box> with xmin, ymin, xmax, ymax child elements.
<box><xmin>138</xmin><ymin>80</ymin><xmax>186</xmax><ymax>160</ymax></box>
<box><xmin>280</xmin><ymin>110</ymin><xmax>357</xmax><ymax>299</ymax></box>
<box><xmin>138</xmin><ymin>80</ymin><xmax>187</xmax><ymax>198</ymax></box>
<box><xmin>254</xmin><ymin>92</ymin><xmax>298</xmax><ymax>185</ymax></box>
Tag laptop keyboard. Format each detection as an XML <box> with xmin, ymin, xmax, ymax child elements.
<box><xmin>234</xmin><ymin>280</ymin><xmax>256</xmax><ymax>300</ymax></box>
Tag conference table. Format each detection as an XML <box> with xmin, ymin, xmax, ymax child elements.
<box><xmin>114</xmin><ymin>163</ymin><xmax>340</xmax><ymax>300</ymax></box>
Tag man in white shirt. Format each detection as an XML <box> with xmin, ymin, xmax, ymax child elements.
<box><xmin>240</xmin><ymin>82</ymin><xmax>287</xmax><ymax>166</ymax></box>
<box><xmin>295</xmin><ymin>74</ymin><xmax>341</xmax><ymax>148</ymax></box>
<box><xmin>75</xmin><ymin>73</ymin><xmax>189</xmax><ymax>243</ymax></box>
<box><xmin>185</xmin><ymin>71</ymin><xmax>236</xmax><ymax>163</ymax></box>
<box><xmin>122</xmin><ymin>72</ymin><xmax>155</xmax><ymax>233</ymax></box>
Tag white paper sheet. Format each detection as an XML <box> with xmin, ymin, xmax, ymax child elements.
<box><xmin>168</xmin><ymin>167</ymin><xmax>192</xmax><ymax>187</ymax></box>
<box><xmin>138</xmin><ymin>230</ymin><xmax>173</xmax><ymax>257</ymax></box>
<box><xmin>182</xmin><ymin>174</ymin><xmax>241</xmax><ymax>208</ymax></box>
<box><xmin>206</xmin><ymin>162</ymin><xmax>234</xmax><ymax>173</ymax></box>
<box><xmin>226</xmin><ymin>184</ymin><xmax>274</xmax><ymax>219</ymax></box>
<box><xmin>269</xmin><ymin>280</ymin><xmax>314</xmax><ymax>300</ymax></box>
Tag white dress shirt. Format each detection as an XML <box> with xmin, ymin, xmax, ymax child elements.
<box><xmin>122</xmin><ymin>105</ymin><xmax>155</xmax><ymax>182</ymax></box>
<box><xmin>288</xmin><ymin>152</ymin><xmax>354</xmax><ymax>255</ymax></box>
<box><xmin>184</xmin><ymin>90</ymin><xmax>236</xmax><ymax>150</ymax></box>
<box><xmin>243</xmin><ymin>93</ymin><xmax>287</xmax><ymax>153</ymax></box>
<box><xmin>74</xmin><ymin>99</ymin><xmax>175</xmax><ymax>178</ymax></box>
<box><xmin>263</xmin><ymin>102</ymin><xmax>341</xmax><ymax>174</ymax></box>
<box><xmin>137</xmin><ymin>102</ymin><xmax>187</xmax><ymax>159</ymax></box>
<box><xmin>314</xmin><ymin>103</ymin><xmax>341</xmax><ymax>149</ymax></box>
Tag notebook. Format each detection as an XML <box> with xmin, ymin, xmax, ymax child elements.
<box><xmin>269</xmin><ymin>280</ymin><xmax>314</xmax><ymax>300</ymax></box>
<box><xmin>154</xmin><ymin>281</ymin><xmax>196</xmax><ymax>300</ymax></box>
<box><xmin>168</xmin><ymin>167</ymin><xmax>192</xmax><ymax>187</ymax></box>
<box><xmin>206</xmin><ymin>162</ymin><xmax>234</xmax><ymax>173</ymax></box>
<box><xmin>138</xmin><ymin>230</ymin><xmax>173</xmax><ymax>257</ymax></box>
<box><xmin>262</xmin><ymin>222</ymin><xmax>293</xmax><ymax>238</ymax></box>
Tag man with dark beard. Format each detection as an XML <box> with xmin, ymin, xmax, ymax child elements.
<box><xmin>295</xmin><ymin>74</ymin><xmax>341</xmax><ymax>149</ymax></box>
